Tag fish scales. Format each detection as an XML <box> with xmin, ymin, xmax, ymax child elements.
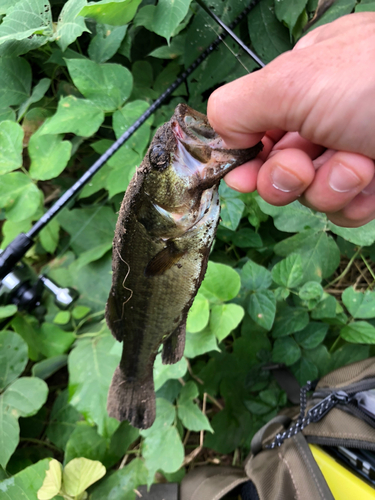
<box><xmin>106</xmin><ymin>104</ymin><xmax>262</xmax><ymax>429</ymax></box>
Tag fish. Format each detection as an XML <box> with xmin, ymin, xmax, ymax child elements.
<box><xmin>106</xmin><ymin>103</ymin><xmax>262</xmax><ymax>429</ymax></box>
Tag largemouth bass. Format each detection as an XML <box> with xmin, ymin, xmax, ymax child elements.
<box><xmin>106</xmin><ymin>104</ymin><xmax>262</xmax><ymax>429</ymax></box>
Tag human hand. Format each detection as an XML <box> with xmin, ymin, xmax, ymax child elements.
<box><xmin>207</xmin><ymin>12</ymin><xmax>375</xmax><ymax>227</ymax></box>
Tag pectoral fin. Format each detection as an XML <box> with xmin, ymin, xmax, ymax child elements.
<box><xmin>144</xmin><ymin>241</ymin><xmax>186</xmax><ymax>277</ymax></box>
<box><xmin>162</xmin><ymin>320</ymin><xmax>186</xmax><ymax>364</ymax></box>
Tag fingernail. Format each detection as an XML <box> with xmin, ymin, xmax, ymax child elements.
<box><xmin>271</xmin><ymin>165</ymin><xmax>303</xmax><ymax>193</ymax></box>
<box><xmin>362</xmin><ymin>176</ymin><xmax>375</xmax><ymax>195</ymax></box>
<box><xmin>328</xmin><ymin>164</ymin><xmax>361</xmax><ymax>193</ymax></box>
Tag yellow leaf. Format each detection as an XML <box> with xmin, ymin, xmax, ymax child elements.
<box><xmin>62</xmin><ymin>458</ymin><xmax>106</xmax><ymax>497</ymax></box>
<box><xmin>37</xmin><ymin>459</ymin><xmax>62</xmax><ymax>500</ymax></box>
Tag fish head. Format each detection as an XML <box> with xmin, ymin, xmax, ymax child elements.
<box><xmin>143</xmin><ymin>104</ymin><xmax>262</xmax><ymax>211</ymax></box>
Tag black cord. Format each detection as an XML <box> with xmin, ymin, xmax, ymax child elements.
<box><xmin>0</xmin><ymin>0</ymin><xmax>264</xmax><ymax>281</ymax></box>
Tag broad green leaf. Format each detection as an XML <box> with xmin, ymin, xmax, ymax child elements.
<box><xmin>153</xmin><ymin>353</ymin><xmax>187</xmax><ymax>391</ymax></box>
<box><xmin>290</xmin><ymin>356</ymin><xmax>319</xmax><ymax>386</ymax></box>
<box><xmin>64</xmin><ymin>423</ymin><xmax>107</xmax><ymax>465</ymax></box>
<box><xmin>1</xmin><ymin>219</ymin><xmax>32</xmax><ymax>250</ymax></box>
<box><xmin>210</xmin><ymin>303</ymin><xmax>244</xmax><ymax>342</ymax></box>
<box><xmin>0</xmin><ymin>0</ymin><xmax>53</xmax><ymax>45</ymax></box>
<box><xmin>204</xmin><ymin>407</ymin><xmax>252</xmax><ymax>454</ymax></box>
<box><xmin>177</xmin><ymin>381</ymin><xmax>213</xmax><ymax>432</ymax></box>
<box><xmin>79</xmin><ymin>0</ymin><xmax>142</xmax><ymax>26</ymax></box>
<box><xmin>0</xmin><ymin>400</ymin><xmax>19</xmax><ymax>468</ymax></box>
<box><xmin>39</xmin><ymin>218</ymin><xmax>60</xmax><ymax>254</ymax></box>
<box><xmin>2</xmin><ymin>377</ymin><xmax>48</xmax><ymax>417</ymax></box>
<box><xmin>18</xmin><ymin>78</ymin><xmax>50</xmax><ymax>120</ymax></box>
<box><xmin>32</xmin><ymin>355</ymin><xmax>68</xmax><ymax>381</ymax></box>
<box><xmin>29</xmin><ymin>133</ymin><xmax>72</xmax><ymax>180</ymax></box>
<box><xmin>0</xmin><ymin>120</ymin><xmax>23</xmax><ymax>174</ymax></box>
<box><xmin>272</xmin><ymin>337</ymin><xmax>301</xmax><ymax>366</ymax></box>
<box><xmin>90</xmin><ymin>458</ymin><xmax>148</xmax><ymax>500</ymax></box>
<box><xmin>0</xmin><ymin>106</ymin><xmax>16</xmax><ymax>122</ymax></box>
<box><xmin>341</xmin><ymin>321</ymin><xmax>375</xmax><ymax>344</ymax></box>
<box><xmin>271</xmin><ymin>254</ymin><xmax>304</xmax><ymax>288</ymax></box>
<box><xmin>72</xmin><ymin>306</ymin><xmax>90</xmax><ymax>320</ymax></box>
<box><xmin>142</xmin><ymin>425</ymin><xmax>184</xmax><ymax>478</ymax></box>
<box><xmin>141</xmin><ymin>398</ymin><xmax>176</xmax><ymax>437</ymax></box>
<box><xmin>55</xmin><ymin>0</ymin><xmax>89</xmax><ymax>52</ymax></box>
<box><xmin>275</xmin><ymin>0</ymin><xmax>308</xmax><ymax>31</ymax></box>
<box><xmin>184</xmin><ymin>328</ymin><xmax>219</xmax><ymax>358</ymax></box>
<box><xmin>294</xmin><ymin>322</ymin><xmax>329</xmax><ymax>349</ymax></box>
<box><xmin>328</xmin><ymin>344</ymin><xmax>369</xmax><ymax>372</ymax></box>
<box><xmin>38</xmin><ymin>96</ymin><xmax>104</xmax><ymax>137</ymax></box>
<box><xmin>200</xmin><ymin>262</ymin><xmax>241</xmax><ymax>302</ymax></box>
<box><xmin>0</xmin><ymin>172</ymin><xmax>41</xmax><ymax>222</ymax></box>
<box><xmin>257</xmin><ymin>198</ymin><xmax>327</xmax><ymax>232</ymax></box>
<box><xmin>232</xmin><ymin>228</ymin><xmax>262</xmax><ymax>249</ymax></box>
<box><xmin>112</xmin><ymin>100</ymin><xmax>153</xmax><ymax>155</ymax></box>
<box><xmin>12</xmin><ymin>315</ymin><xmax>41</xmax><ymax>361</ymax></box>
<box><xmin>37</xmin><ymin>323</ymin><xmax>75</xmax><ymax>358</ymax></box>
<box><xmin>245</xmin><ymin>398</ymin><xmax>272</xmax><ymax>416</ymax></box>
<box><xmin>328</xmin><ymin>219</ymin><xmax>375</xmax><ymax>246</ymax></box>
<box><xmin>0</xmin><ymin>57</ymin><xmax>31</xmax><ymax>107</ymax></box>
<box><xmin>0</xmin><ymin>330</ymin><xmax>28</xmax><ymax>391</ymax></box>
<box><xmin>37</xmin><ymin>459</ymin><xmax>62</xmax><ymax>500</ymax></box>
<box><xmin>299</xmin><ymin>281</ymin><xmax>323</xmax><ymax>301</ymax></box>
<box><xmin>46</xmin><ymin>390</ymin><xmax>81</xmax><ymax>450</ymax></box>
<box><xmin>0</xmin><ymin>0</ymin><xmax>14</xmax><ymax>15</ymax></box>
<box><xmin>149</xmin><ymin>34</ymin><xmax>185</xmax><ymax>58</ymax></box>
<box><xmin>311</xmin><ymin>293</ymin><xmax>337</xmax><ymax>319</ymax></box>
<box><xmin>0</xmin><ymin>305</ymin><xmax>17</xmax><ymax>319</ymax></box>
<box><xmin>186</xmin><ymin>294</ymin><xmax>209</xmax><ymax>333</ymax></box>
<box><xmin>58</xmin><ymin>206</ymin><xmax>116</xmax><ymax>255</ymax></box>
<box><xmin>220</xmin><ymin>197</ymin><xmax>244</xmax><ymax>231</ymax></box>
<box><xmin>150</xmin><ymin>0</ymin><xmax>192</xmax><ymax>42</ymax></box>
<box><xmin>68</xmin><ymin>334</ymin><xmax>121</xmax><ymax>436</ymax></box>
<box><xmin>342</xmin><ymin>287</ymin><xmax>375</xmax><ymax>319</ymax></box>
<box><xmin>73</xmin><ymin>242</ymin><xmax>112</xmax><ymax>269</ymax></box>
<box><xmin>0</xmin><ymin>459</ymin><xmax>51</xmax><ymax>498</ymax></box>
<box><xmin>53</xmin><ymin>311</ymin><xmax>71</xmax><ymax>325</ymax></box>
<box><xmin>106</xmin><ymin>149</ymin><xmax>141</xmax><ymax>198</ymax></box>
<box><xmin>62</xmin><ymin>458</ymin><xmax>106</xmax><ymax>497</ymax></box>
<box><xmin>241</xmin><ymin>260</ymin><xmax>272</xmax><ymax>291</ymax></box>
<box><xmin>248</xmin><ymin>0</ymin><xmax>293</xmax><ymax>63</ymax></box>
<box><xmin>248</xmin><ymin>289</ymin><xmax>276</xmax><ymax>331</ymax></box>
<box><xmin>88</xmin><ymin>24</ymin><xmax>127</xmax><ymax>63</ymax></box>
<box><xmin>272</xmin><ymin>304</ymin><xmax>309</xmax><ymax>338</ymax></box>
<box><xmin>66</xmin><ymin>58</ymin><xmax>133</xmax><ymax>112</ymax></box>
<box><xmin>0</xmin><ymin>33</ymin><xmax>47</xmax><ymax>57</ymax></box>
<box><xmin>356</xmin><ymin>1</ymin><xmax>375</xmax><ymax>11</ymax></box>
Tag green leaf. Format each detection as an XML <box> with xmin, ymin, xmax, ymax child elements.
<box><xmin>39</xmin><ymin>218</ymin><xmax>60</xmax><ymax>254</ymax></box>
<box><xmin>29</xmin><ymin>133</ymin><xmax>72</xmax><ymax>181</ymax></box>
<box><xmin>37</xmin><ymin>459</ymin><xmax>62</xmax><ymax>500</ymax></box>
<box><xmin>2</xmin><ymin>377</ymin><xmax>48</xmax><ymax>418</ymax></box>
<box><xmin>328</xmin><ymin>344</ymin><xmax>369</xmax><ymax>372</ymax></box>
<box><xmin>0</xmin><ymin>330</ymin><xmax>28</xmax><ymax>391</ymax></box>
<box><xmin>37</xmin><ymin>323</ymin><xmax>75</xmax><ymax>358</ymax></box>
<box><xmin>18</xmin><ymin>78</ymin><xmax>50</xmax><ymax>120</ymax></box>
<box><xmin>0</xmin><ymin>172</ymin><xmax>41</xmax><ymax>222</ymax></box>
<box><xmin>0</xmin><ymin>120</ymin><xmax>23</xmax><ymax>174</ymax></box>
<box><xmin>64</xmin><ymin>423</ymin><xmax>108</xmax><ymax>465</ymax></box>
<box><xmin>275</xmin><ymin>0</ymin><xmax>308</xmax><ymax>31</ymax></box>
<box><xmin>12</xmin><ymin>315</ymin><xmax>41</xmax><ymax>361</ymax></box>
<box><xmin>341</xmin><ymin>321</ymin><xmax>375</xmax><ymax>344</ymax></box>
<box><xmin>0</xmin><ymin>57</ymin><xmax>31</xmax><ymax>107</ymax></box>
<box><xmin>66</xmin><ymin>58</ymin><xmax>133</xmax><ymax>112</ymax></box>
<box><xmin>272</xmin><ymin>304</ymin><xmax>309</xmax><ymax>338</ymax></box>
<box><xmin>149</xmin><ymin>34</ymin><xmax>185</xmax><ymax>59</ymax></box>
<box><xmin>88</xmin><ymin>24</ymin><xmax>127</xmax><ymax>63</ymax></box>
<box><xmin>311</xmin><ymin>293</ymin><xmax>337</xmax><ymax>319</ymax></box>
<box><xmin>342</xmin><ymin>287</ymin><xmax>375</xmax><ymax>319</ymax></box>
<box><xmin>271</xmin><ymin>254</ymin><xmax>304</xmax><ymax>288</ymax></box>
<box><xmin>0</xmin><ymin>401</ymin><xmax>19</xmax><ymax>468</ymax></box>
<box><xmin>53</xmin><ymin>311</ymin><xmax>71</xmax><ymax>325</ymax></box>
<box><xmin>232</xmin><ymin>228</ymin><xmax>262</xmax><ymax>248</ymax></box>
<box><xmin>290</xmin><ymin>356</ymin><xmax>319</xmax><ymax>386</ymax></box>
<box><xmin>220</xmin><ymin>197</ymin><xmax>244</xmax><ymax>231</ymax></box>
<box><xmin>150</xmin><ymin>0</ymin><xmax>192</xmax><ymax>42</ymax></box>
<box><xmin>0</xmin><ymin>0</ymin><xmax>53</xmax><ymax>45</ymax></box>
<box><xmin>72</xmin><ymin>306</ymin><xmax>91</xmax><ymax>320</ymax></box>
<box><xmin>241</xmin><ymin>260</ymin><xmax>272</xmax><ymax>291</ymax></box>
<box><xmin>46</xmin><ymin>389</ymin><xmax>81</xmax><ymax>450</ymax></box>
<box><xmin>248</xmin><ymin>0</ymin><xmax>293</xmax><ymax>63</ymax></box>
<box><xmin>186</xmin><ymin>294</ymin><xmax>209</xmax><ymax>333</ymax></box>
<box><xmin>294</xmin><ymin>322</ymin><xmax>329</xmax><ymax>349</ymax></box>
<box><xmin>0</xmin><ymin>459</ymin><xmax>51</xmax><ymax>499</ymax></box>
<box><xmin>184</xmin><ymin>328</ymin><xmax>219</xmax><ymax>358</ymax></box>
<box><xmin>299</xmin><ymin>281</ymin><xmax>323</xmax><ymax>302</ymax></box>
<box><xmin>153</xmin><ymin>353</ymin><xmax>187</xmax><ymax>392</ymax></box>
<box><xmin>257</xmin><ymin>198</ymin><xmax>327</xmax><ymax>232</ymax></box>
<box><xmin>79</xmin><ymin>0</ymin><xmax>142</xmax><ymax>26</ymax></box>
<box><xmin>272</xmin><ymin>337</ymin><xmax>301</xmax><ymax>366</ymax></box>
<box><xmin>32</xmin><ymin>355</ymin><xmax>68</xmax><ymax>380</ymax></box>
<box><xmin>0</xmin><ymin>305</ymin><xmax>17</xmax><ymax>319</ymax></box>
<box><xmin>305</xmin><ymin>0</ymin><xmax>357</xmax><ymax>32</ymax></box>
<box><xmin>356</xmin><ymin>1</ymin><xmax>375</xmax><ymax>11</ymax></box>
<box><xmin>62</xmin><ymin>458</ymin><xmax>106</xmax><ymax>497</ymax></box>
<box><xmin>0</xmin><ymin>106</ymin><xmax>16</xmax><ymax>122</ymax></box>
<box><xmin>204</xmin><ymin>407</ymin><xmax>252</xmax><ymax>454</ymax></box>
<box><xmin>210</xmin><ymin>303</ymin><xmax>244</xmax><ymax>342</ymax></box>
<box><xmin>328</xmin><ymin>219</ymin><xmax>375</xmax><ymax>246</ymax></box>
<box><xmin>112</xmin><ymin>100</ymin><xmax>153</xmax><ymax>155</ymax></box>
<box><xmin>73</xmin><ymin>242</ymin><xmax>112</xmax><ymax>269</ymax></box>
<box><xmin>177</xmin><ymin>381</ymin><xmax>213</xmax><ymax>432</ymax></box>
<box><xmin>90</xmin><ymin>458</ymin><xmax>148</xmax><ymax>500</ymax></box>
<box><xmin>248</xmin><ymin>289</ymin><xmax>276</xmax><ymax>331</ymax></box>
<box><xmin>68</xmin><ymin>334</ymin><xmax>121</xmax><ymax>436</ymax></box>
<box><xmin>55</xmin><ymin>0</ymin><xmax>89</xmax><ymax>52</ymax></box>
<box><xmin>38</xmin><ymin>96</ymin><xmax>104</xmax><ymax>137</ymax></box>
<box><xmin>200</xmin><ymin>261</ymin><xmax>241</xmax><ymax>302</ymax></box>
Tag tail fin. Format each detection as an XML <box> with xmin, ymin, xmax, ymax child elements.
<box><xmin>107</xmin><ymin>366</ymin><xmax>156</xmax><ymax>430</ymax></box>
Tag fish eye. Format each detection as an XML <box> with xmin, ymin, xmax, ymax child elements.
<box><xmin>149</xmin><ymin>144</ymin><xmax>169</xmax><ymax>171</ymax></box>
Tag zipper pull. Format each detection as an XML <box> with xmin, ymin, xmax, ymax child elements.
<box><xmin>307</xmin><ymin>390</ymin><xmax>351</xmax><ymax>423</ymax></box>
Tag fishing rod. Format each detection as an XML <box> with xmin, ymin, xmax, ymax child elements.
<box><xmin>0</xmin><ymin>0</ymin><xmax>265</xmax><ymax>310</ymax></box>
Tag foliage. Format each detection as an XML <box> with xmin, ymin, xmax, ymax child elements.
<box><xmin>0</xmin><ymin>0</ymin><xmax>374</xmax><ymax>497</ymax></box>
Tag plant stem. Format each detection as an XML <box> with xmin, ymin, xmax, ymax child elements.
<box><xmin>324</xmin><ymin>248</ymin><xmax>361</xmax><ymax>288</ymax></box>
<box><xmin>19</xmin><ymin>437</ymin><xmax>60</xmax><ymax>452</ymax></box>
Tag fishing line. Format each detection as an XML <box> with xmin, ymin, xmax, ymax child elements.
<box><xmin>0</xmin><ymin>0</ymin><xmax>265</xmax><ymax>282</ymax></box>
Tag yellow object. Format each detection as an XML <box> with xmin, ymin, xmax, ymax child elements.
<box><xmin>309</xmin><ymin>444</ymin><xmax>375</xmax><ymax>499</ymax></box>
